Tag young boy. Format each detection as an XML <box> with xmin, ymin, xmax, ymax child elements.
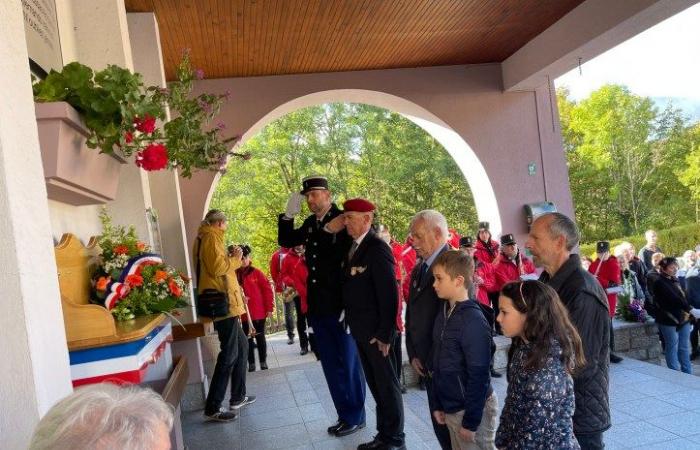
<box><xmin>429</xmin><ymin>250</ymin><xmax>498</xmax><ymax>450</ymax></box>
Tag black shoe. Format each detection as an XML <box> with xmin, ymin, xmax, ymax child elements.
<box><xmin>260</xmin><ymin>362</ymin><xmax>268</xmax><ymax>370</ymax></box>
<box><xmin>357</xmin><ymin>436</ymin><xmax>384</xmax><ymax>449</ymax></box>
<box><xmin>248</xmin><ymin>363</ymin><xmax>256</xmax><ymax>372</ymax></box>
<box><xmin>300</xmin><ymin>348</ymin><xmax>309</xmax><ymax>356</ymax></box>
<box><xmin>229</xmin><ymin>395</ymin><xmax>257</xmax><ymax>410</ymax></box>
<box><xmin>610</xmin><ymin>353</ymin><xmax>623</xmax><ymax>364</ymax></box>
<box><xmin>327</xmin><ymin>420</ymin><xmax>344</xmax><ymax>434</ymax></box>
<box><xmin>204</xmin><ymin>408</ymin><xmax>237</xmax><ymax>422</ymax></box>
<box><xmin>287</xmin><ymin>337</ymin><xmax>295</xmax><ymax>345</ymax></box>
<box><xmin>490</xmin><ymin>367</ymin><xmax>502</xmax><ymax>378</ymax></box>
<box><xmin>334</xmin><ymin>421</ymin><xmax>365</xmax><ymax>437</ymax></box>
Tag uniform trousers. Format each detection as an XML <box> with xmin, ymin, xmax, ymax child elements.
<box><xmin>309</xmin><ymin>314</ymin><xmax>366</xmax><ymax>426</ymax></box>
<box><xmin>355</xmin><ymin>338</ymin><xmax>405</xmax><ymax>446</ymax></box>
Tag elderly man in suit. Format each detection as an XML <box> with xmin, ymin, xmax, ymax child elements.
<box><xmin>405</xmin><ymin>209</ymin><xmax>452</xmax><ymax>449</ymax></box>
<box><xmin>340</xmin><ymin>198</ymin><xmax>405</xmax><ymax>450</ymax></box>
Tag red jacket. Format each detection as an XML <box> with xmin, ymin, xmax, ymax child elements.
<box><xmin>400</xmin><ymin>243</ymin><xmax>417</xmax><ymax>301</ymax></box>
<box><xmin>492</xmin><ymin>253</ymin><xmax>537</xmax><ymax>293</ymax></box>
<box><xmin>387</xmin><ymin>240</ymin><xmax>405</xmax><ymax>332</ymax></box>
<box><xmin>589</xmin><ymin>257</ymin><xmax>621</xmax><ymax>318</ymax></box>
<box><xmin>237</xmin><ymin>266</ymin><xmax>274</xmax><ymax>320</ymax></box>
<box><xmin>269</xmin><ymin>248</ymin><xmax>288</xmax><ymax>293</ymax></box>
<box><xmin>280</xmin><ymin>251</ymin><xmax>308</xmax><ymax>314</ymax></box>
<box><xmin>475</xmin><ymin>239</ymin><xmax>499</xmax><ymax>265</ymax></box>
<box><xmin>474</xmin><ymin>260</ymin><xmax>496</xmax><ymax>307</ymax></box>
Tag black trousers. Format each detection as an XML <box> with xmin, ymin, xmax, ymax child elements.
<box><xmin>575</xmin><ymin>431</ymin><xmax>604</xmax><ymax>450</ymax></box>
<box><xmin>293</xmin><ymin>296</ymin><xmax>310</xmax><ymax>350</ymax></box>
<box><xmin>426</xmin><ymin>376</ymin><xmax>452</xmax><ymax>449</ymax></box>
<box><xmin>243</xmin><ymin>318</ymin><xmax>267</xmax><ymax>365</ymax></box>
<box><xmin>205</xmin><ymin>316</ymin><xmax>248</xmax><ymax>414</ymax></box>
<box><xmin>691</xmin><ymin>320</ymin><xmax>699</xmax><ymax>353</ymax></box>
<box><xmin>391</xmin><ymin>332</ymin><xmax>404</xmax><ymax>383</ymax></box>
<box><xmin>355</xmin><ymin>338</ymin><xmax>405</xmax><ymax>446</ymax></box>
<box><xmin>610</xmin><ymin>318</ymin><xmax>616</xmax><ymax>352</ymax></box>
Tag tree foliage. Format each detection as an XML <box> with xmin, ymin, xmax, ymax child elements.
<box><xmin>557</xmin><ymin>84</ymin><xmax>698</xmax><ymax>242</ymax></box>
<box><xmin>210</xmin><ymin>103</ymin><xmax>477</xmax><ymax>273</ymax></box>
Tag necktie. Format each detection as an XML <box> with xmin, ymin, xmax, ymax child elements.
<box><xmin>417</xmin><ymin>262</ymin><xmax>428</xmax><ymax>286</ymax></box>
<box><xmin>348</xmin><ymin>241</ymin><xmax>359</xmax><ymax>261</ymax></box>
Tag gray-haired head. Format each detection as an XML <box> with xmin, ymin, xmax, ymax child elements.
<box><xmin>29</xmin><ymin>383</ymin><xmax>174</xmax><ymax>450</ymax></box>
<box><xmin>410</xmin><ymin>210</ymin><xmax>448</xmax><ymax>240</ymax></box>
<box><xmin>204</xmin><ymin>209</ymin><xmax>226</xmax><ymax>225</ymax></box>
<box><xmin>538</xmin><ymin>212</ymin><xmax>580</xmax><ymax>251</ymax></box>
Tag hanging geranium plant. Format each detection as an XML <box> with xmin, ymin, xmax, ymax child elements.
<box><xmin>32</xmin><ymin>50</ymin><xmax>247</xmax><ymax>177</ymax></box>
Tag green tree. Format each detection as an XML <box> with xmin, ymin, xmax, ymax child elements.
<box><xmin>210</xmin><ymin>103</ymin><xmax>477</xmax><ymax>275</ymax></box>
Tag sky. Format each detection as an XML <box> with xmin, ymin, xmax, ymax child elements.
<box><xmin>555</xmin><ymin>2</ymin><xmax>700</xmax><ymax>121</ymax></box>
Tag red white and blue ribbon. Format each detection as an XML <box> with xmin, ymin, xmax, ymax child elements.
<box><xmin>104</xmin><ymin>253</ymin><xmax>163</xmax><ymax>310</ymax></box>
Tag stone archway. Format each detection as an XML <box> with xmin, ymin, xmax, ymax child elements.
<box><xmin>202</xmin><ymin>89</ymin><xmax>501</xmax><ymax>236</ymax></box>
<box><xmin>178</xmin><ymin>64</ymin><xmax>573</xmax><ymax>249</ymax></box>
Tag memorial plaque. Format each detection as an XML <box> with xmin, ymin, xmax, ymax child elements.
<box><xmin>22</xmin><ymin>0</ymin><xmax>63</xmax><ymax>75</ymax></box>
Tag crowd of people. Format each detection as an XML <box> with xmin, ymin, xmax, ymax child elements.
<box><xmin>581</xmin><ymin>230</ymin><xmax>700</xmax><ymax>375</ymax></box>
<box><xmin>189</xmin><ymin>174</ymin><xmax>616</xmax><ymax>450</ymax></box>
<box><xmin>30</xmin><ymin>173</ymin><xmax>700</xmax><ymax>450</ymax></box>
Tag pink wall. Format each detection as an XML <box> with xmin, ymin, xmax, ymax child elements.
<box><xmin>178</xmin><ymin>63</ymin><xmax>574</xmax><ymax>250</ymax></box>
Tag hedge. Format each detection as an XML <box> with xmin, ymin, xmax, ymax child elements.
<box><xmin>579</xmin><ymin>223</ymin><xmax>700</xmax><ymax>259</ymax></box>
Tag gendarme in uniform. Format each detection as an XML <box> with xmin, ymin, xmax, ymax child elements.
<box><xmin>277</xmin><ymin>175</ymin><xmax>366</xmax><ymax>436</ymax></box>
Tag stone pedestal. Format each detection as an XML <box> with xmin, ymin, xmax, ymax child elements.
<box><xmin>612</xmin><ymin>319</ymin><xmax>662</xmax><ymax>361</ymax></box>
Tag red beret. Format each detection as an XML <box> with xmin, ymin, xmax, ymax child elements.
<box><xmin>343</xmin><ymin>198</ymin><xmax>376</xmax><ymax>213</ymax></box>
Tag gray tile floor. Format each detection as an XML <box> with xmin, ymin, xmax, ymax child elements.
<box><xmin>183</xmin><ymin>333</ymin><xmax>700</xmax><ymax>449</ymax></box>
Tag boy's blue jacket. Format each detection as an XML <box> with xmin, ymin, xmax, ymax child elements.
<box><xmin>429</xmin><ymin>299</ymin><xmax>493</xmax><ymax>431</ymax></box>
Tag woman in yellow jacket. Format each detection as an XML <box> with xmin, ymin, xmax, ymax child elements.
<box><xmin>194</xmin><ymin>209</ymin><xmax>256</xmax><ymax>422</ymax></box>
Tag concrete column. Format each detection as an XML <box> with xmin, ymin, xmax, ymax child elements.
<box><xmin>0</xmin><ymin>1</ymin><xmax>73</xmax><ymax>448</ymax></box>
<box><xmin>127</xmin><ymin>12</ymin><xmax>206</xmax><ymax>403</ymax></box>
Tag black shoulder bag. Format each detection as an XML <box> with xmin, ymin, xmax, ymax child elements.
<box><xmin>195</xmin><ymin>237</ymin><xmax>230</xmax><ymax>318</ymax></box>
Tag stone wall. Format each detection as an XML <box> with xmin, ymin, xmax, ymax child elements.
<box><xmin>612</xmin><ymin>319</ymin><xmax>662</xmax><ymax>361</ymax></box>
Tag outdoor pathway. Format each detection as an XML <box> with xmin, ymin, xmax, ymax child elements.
<box><xmin>183</xmin><ymin>332</ymin><xmax>700</xmax><ymax>449</ymax></box>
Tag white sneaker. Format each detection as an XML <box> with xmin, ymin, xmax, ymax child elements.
<box><xmin>229</xmin><ymin>395</ymin><xmax>257</xmax><ymax>410</ymax></box>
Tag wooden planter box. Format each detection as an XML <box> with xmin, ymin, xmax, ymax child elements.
<box><xmin>35</xmin><ymin>102</ymin><xmax>126</xmax><ymax>205</ymax></box>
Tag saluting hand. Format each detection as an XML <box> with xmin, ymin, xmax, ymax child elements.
<box><xmin>324</xmin><ymin>214</ymin><xmax>346</xmax><ymax>233</ymax></box>
<box><xmin>370</xmin><ymin>337</ymin><xmax>391</xmax><ymax>357</ymax></box>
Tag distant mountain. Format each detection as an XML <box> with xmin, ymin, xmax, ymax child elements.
<box><xmin>652</xmin><ymin>97</ymin><xmax>700</xmax><ymax>124</ymax></box>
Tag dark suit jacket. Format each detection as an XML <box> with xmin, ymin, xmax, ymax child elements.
<box><xmin>405</xmin><ymin>244</ymin><xmax>449</xmax><ymax>369</ymax></box>
<box><xmin>341</xmin><ymin>229</ymin><xmax>399</xmax><ymax>343</ymax></box>
<box><xmin>278</xmin><ymin>204</ymin><xmax>352</xmax><ymax>317</ymax></box>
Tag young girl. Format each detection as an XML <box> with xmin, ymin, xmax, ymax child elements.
<box><xmin>495</xmin><ymin>280</ymin><xmax>585</xmax><ymax>450</ymax></box>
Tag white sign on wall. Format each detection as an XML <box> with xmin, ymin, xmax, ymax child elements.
<box><xmin>22</xmin><ymin>0</ymin><xmax>63</xmax><ymax>75</ymax></box>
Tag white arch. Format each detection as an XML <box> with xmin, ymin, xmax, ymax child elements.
<box><xmin>206</xmin><ymin>89</ymin><xmax>501</xmax><ymax>235</ymax></box>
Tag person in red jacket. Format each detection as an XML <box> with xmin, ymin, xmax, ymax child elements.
<box><xmin>269</xmin><ymin>247</ymin><xmax>296</xmax><ymax>345</ymax></box>
<box><xmin>280</xmin><ymin>244</ymin><xmax>315</xmax><ymax>356</ymax></box>
<box><xmin>475</xmin><ymin>221</ymin><xmax>500</xmax><ymax>265</ymax></box>
<box><xmin>238</xmin><ymin>245</ymin><xmax>275</xmax><ymax>371</ymax></box>
<box><xmin>400</xmin><ymin>236</ymin><xmax>417</xmax><ymax>301</ymax></box>
<box><xmin>447</xmin><ymin>228</ymin><xmax>461</xmax><ymax>250</ymax></box>
<box><xmin>459</xmin><ymin>236</ymin><xmax>501</xmax><ymax>378</ymax></box>
<box><xmin>589</xmin><ymin>241</ymin><xmax>623</xmax><ymax>364</ymax></box>
<box><xmin>379</xmin><ymin>225</ymin><xmax>408</xmax><ymax>393</ymax></box>
<box><xmin>492</xmin><ymin>234</ymin><xmax>537</xmax><ymax>292</ymax></box>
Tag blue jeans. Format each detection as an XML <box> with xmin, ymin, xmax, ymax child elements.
<box><xmin>658</xmin><ymin>322</ymin><xmax>692</xmax><ymax>374</ymax></box>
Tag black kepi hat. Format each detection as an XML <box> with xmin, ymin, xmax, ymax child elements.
<box><xmin>596</xmin><ymin>241</ymin><xmax>610</xmax><ymax>254</ymax></box>
<box><xmin>459</xmin><ymin>236</ymin><xmax>474</xmax><ymax>248</ymax></box>
<box><xmin>478</xmin><ymin>221</ymin><xmax>490</xmax><ymax>230</ymax></box>
<box><xmin>301</xmin><ymin>175</ymin><xmax>329</xmax><ymax>194</ymax></box>
<box><xmin>500</xmin><ymin>234</ymin><xmax>516</xmax><ymax>246</ymax></box>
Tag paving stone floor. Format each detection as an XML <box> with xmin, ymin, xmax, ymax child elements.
<box><xmin>183</xmin><ymin>332</ymin><xmax>700</xmax><ymax>449</ymax></box>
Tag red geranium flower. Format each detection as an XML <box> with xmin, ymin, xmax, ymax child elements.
<box><xmin>124</xmin><ymin>131</ymin><xmax>134</xmax><ymax>144</ymax></box>
<box><xmin>168</xmin><ymin>278</ymin><xmax>183</xmax><ymax>297</ymax></box>
<box><xmin>126</xmin><ymin>274</ymin><xmax>144</xmax><ymax>287</ymax></box>
<box><xmin>135</xmin><ymin>143</ymin><xmax>169</xmax><ymax>171</ymax></box>
<box><xmin>114</xmin><ymin>245</ymin><xmax>129</xmax><ymax>255</ymax></box>
<box><xmin>134</xmin><ymin>115</ymin><xmax>157</xmax><ymax>134</ymax></box>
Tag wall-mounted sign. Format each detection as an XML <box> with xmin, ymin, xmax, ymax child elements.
<box><xmin>22</xmin><ymin>0</ymin><xmax>63</xmax><ymax>75</ymax></box>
